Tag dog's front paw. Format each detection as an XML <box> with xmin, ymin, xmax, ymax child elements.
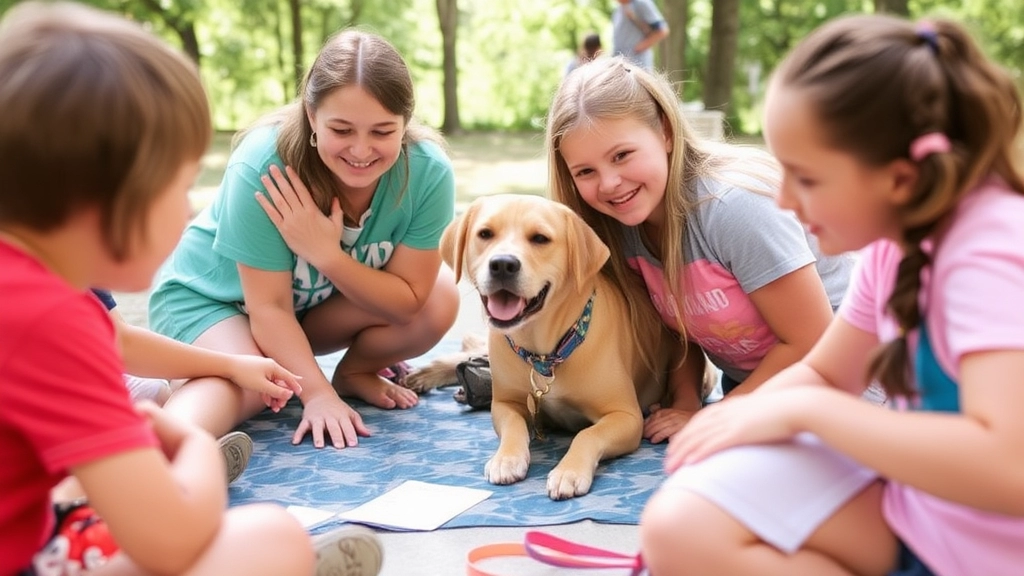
<box><xmin>484</xmin><ymin>453</ymin><xmax>529</xmax><ymax>485</ymax></box>
<box><xmin>546</xmin><ymin>466</ymin><xmax>594</xmax><ymax>500</ymax></box>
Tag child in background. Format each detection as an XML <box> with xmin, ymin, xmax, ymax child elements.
<box><xmin>565</xmin><ymin>32</ymin><xmax>602</xmax><ymax>77</ymax></box>
<box><xmin>640</xmin><ymin>14</ymin><xmax>1024</xmax><ymax>576</ymax></box>
<box><xmin>547</xmin><ymin>57</ymin><xmax>853</xmax><ymax>443</ymax></box>
<box><xmin>0</xmin><ymin>3</ymin><xmax>381</xmax><ymax>575</ymax></box>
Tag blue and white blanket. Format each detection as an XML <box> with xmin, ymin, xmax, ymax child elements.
<box><xmin>229</xmin><ymin>343</ymin><xmax>668</xmax><ymax>532</ymax></box>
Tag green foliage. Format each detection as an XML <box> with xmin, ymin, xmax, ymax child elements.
<box><xmin>0</xmin><ymin>0</ymin><xmax>1020</xmax><ymax>133</ymax></box>
<box><xmin>914</xmin><ymin>0</ymin><xmax>1024</xmax><ymax>83</ymax></box>
<box><xmin>454</xmin><ymin>0</ymin><xmax>608</xmax><ymax>129</ymax></box>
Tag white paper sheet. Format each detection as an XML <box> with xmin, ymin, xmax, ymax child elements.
<box><xmin>337</xmin><ymin>480</ymin><xmax>493</xmax><ymax>531</ymax></box>
<box><xmin>286</xmin><ymin>505</ymin><xmax>337</xmax><ymax>529</ymax></box>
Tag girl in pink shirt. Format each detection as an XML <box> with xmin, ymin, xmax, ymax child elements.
<box><xmin>640</xmin><ymin>13</ymin><xmax>1024</xmax><ymax>576</ymax></box>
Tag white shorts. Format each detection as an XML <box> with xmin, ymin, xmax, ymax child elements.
<box><xmin>660</xmin><ymin>433</ymin><xmax>877</xmax><ymax>553</ymax></box>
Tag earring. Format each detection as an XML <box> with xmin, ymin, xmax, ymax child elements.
<box><xmin>309</xmin><ymin>132</ymin><xmax>318</xmax><ymax>148</ymax></box>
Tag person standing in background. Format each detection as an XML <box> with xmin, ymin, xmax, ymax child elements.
<box><xmin>612</xmin><ymin>0</ymin><xmax>670</xmax><ymax>71</ymax></box>
<box><xmin>565</xmin><ymin>32</ymin><xmax>603</xmax><ymax>77</ymax></box>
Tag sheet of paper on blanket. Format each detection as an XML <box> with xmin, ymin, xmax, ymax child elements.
<box><xmin>337</xmin><ymin>480</ymin><xmax>493</xmax><ymax>531</ymax></box>
<box><xmin>286</xmin><ymin>505</ymin><xmax>338</xmax><ymax>529</ymax></box>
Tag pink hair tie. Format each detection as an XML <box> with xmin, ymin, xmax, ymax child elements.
<box><xmin>909</xmin><ymin>132</ymin><xmax>951</xmax><ymax>161</ymax></box>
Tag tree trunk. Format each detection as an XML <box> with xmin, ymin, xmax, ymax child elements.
<box><xmin>138</xmin><ymin>0</ymin><xmax>201</xmax><ymax>65</ymax></box>
<box><xmin>874</xmin><ymin>0</ymin><xmax>909</xmax><ymax>15</ymax></box>
<box><xmin>178</xmin><ymin>24</ymin><xmax>201</xmax><ymax>65</ymax></box>
<box><xmin>289</xmin><ymin>0</ymin><xmax>304</xmax><ymax>92</ymax></box>
<box><xmin>661</xmin><ymin>0</ymin><xmax>688</xmax><ymax>98</ymax></box>
<box><xmin>702</xmin><ymin>0</ymin><xmax>740</xmax><ymax>114</ymax></box>
<box><xmin>272</xmin><ymin>1</ymin><xmax>291</xmax><ymax>101</ymax></box>
<box><xmin>436</xmin><ymin>0</ymin><xmax>461</xmax><ymax>134</ymax></box>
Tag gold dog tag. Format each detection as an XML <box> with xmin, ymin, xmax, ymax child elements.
<box><xmin>527</xmin><ymin>368</ymin><xmax>553</xmax><ymax>440</ymax></box>
<box><xmin>527</xmin><ymin>393</ymin><xmax>544</xmax><ymax>440</ymax></box>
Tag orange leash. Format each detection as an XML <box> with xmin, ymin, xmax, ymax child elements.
<box><xmin>466</xmin><ymin>542</ymin><xmax>528</xmax><ymax>576</ymax></box>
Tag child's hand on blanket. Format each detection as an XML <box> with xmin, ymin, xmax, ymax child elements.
<box><xmin>643</xmin><ymin>405</ymin><xmax>698</xmax><ymax>444</ymax></box>
<box><xmin>223</xmin><ymin>355</ymin><xmax>303</xmax><ymax>413</ymax></box>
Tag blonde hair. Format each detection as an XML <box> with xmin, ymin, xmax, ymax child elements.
<box><xmin>241</xmin><ymin>29</ymin><xmax>445</xmax><ymax>216</ymax></box>
<box><xmin>0</xmin><ymin>1</ymin><xmax>211</xmax><ymax>260</ymax></box>
<box><xmin>772</xmin><ymin>14</ymin><xmax>1024</xmax><ymax>398</ymax></box>
<box><xmin>546</xmin><ymin>56</ymin><xmax>778</xmax><ymax>371</ymax></box>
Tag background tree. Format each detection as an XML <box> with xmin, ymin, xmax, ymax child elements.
<box><xmin>703</xmin><ymin>0</ymin><xmax>739</xmax><ymax>116</ymax></box>
<box><xmin>661</xmin><ymin>0</ymin><xmax>689</xmax><ymax>97</ymax></box>
<box><xmin>289</xmin><ymin>0</ymin><xmax>303</xmax><ymax>90</ymax></box>
<box><xmin>875</xmin><ymin>0</ymin><xmax>909</xmax><ymax>15</ymax></box>
<box><xmin>4</xmin><ymin>0</ymin><xmax>1017</xmax><ymax>135</ymax></box>
<box><xmin>135</xmin><ymin>0</ymin><xmax>202</xmax><ymax>64</ymax></box>
<box><xmin>437</xmin><ymin>0</ymin><xmax>461</xmax><ymax>134</ymax></box>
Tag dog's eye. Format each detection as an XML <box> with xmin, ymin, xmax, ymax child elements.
<box><xmin>530</xmin><ymin>234</ymin><xmax>551</xmax><ymax>245</ymax></box>
<box><xmin>477</xmin><ymin>228</ymin><xmax>494</xmax><ymax>240</ymax></box>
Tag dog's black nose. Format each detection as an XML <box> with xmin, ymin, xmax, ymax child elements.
<box><xmin>489</xmin><ymin>254</ymin><xmax>521</xmax><ymax>279</ymax></box>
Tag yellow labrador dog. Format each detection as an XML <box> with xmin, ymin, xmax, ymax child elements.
<box><xmin>407</xmin><ymin>194</ymin><xmax>670</xmax><ymax>500</ymax></box>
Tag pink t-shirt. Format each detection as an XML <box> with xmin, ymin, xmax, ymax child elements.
<box><xmin>839</xmin><ymin>179</ymin><xmax>1024</xmax><ymax>576</ymax></box>
<box><xmin>0</xmin><ymin>240</ymin><xmax>159</xmax><ymax>574</ymax></box>
<box><xmin>624</xmin><ymin>175</ymin><xmax>854</xmax><ymax>382</ymax></box>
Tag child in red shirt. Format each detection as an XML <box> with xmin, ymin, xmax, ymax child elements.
<box><xmin>0</xmin><ymin>3</ymin><xmax>381</xmax><ymax>575</ymax></box>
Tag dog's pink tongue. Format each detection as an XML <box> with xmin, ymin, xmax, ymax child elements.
<box><xmin>487</xmin><ymin>293</ymin><xmax>527</xmax><ymax>321</ymax></box>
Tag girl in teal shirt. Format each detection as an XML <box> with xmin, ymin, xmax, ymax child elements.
<box><xmin>150</xmin><ymin>30</ymin><xmax>459</xmax><ymax>455</ymax></box>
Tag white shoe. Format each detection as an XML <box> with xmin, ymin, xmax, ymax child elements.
<box><xmin>123</xmin><ymin>374</ymin><xmax>170</xmax><ymax>405</ymax></box>
<box><xmin>218</xmin><ymin>431</ymin><xmax>253</xmax><ymax>484</ymax></box>
<box><xmin>313</xmin><ymin>526</ymin><xmax>383</xmax><ymax>576</ymax></box>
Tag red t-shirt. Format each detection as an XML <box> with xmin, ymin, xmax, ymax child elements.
<box><xmin>0</xmin><ymin>240</ymin><xmax>158</xmax><ymax>575</ymax></box>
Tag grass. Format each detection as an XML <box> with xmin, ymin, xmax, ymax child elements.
<box><xmin>191</xmin><ymin>129</ymin><xmax>766</xmax><ymax>213</ymax></box>
<box><xmin>191</xmin><ymin>130</ymin><xmax>550</xmax><ymax>213</ymax></box>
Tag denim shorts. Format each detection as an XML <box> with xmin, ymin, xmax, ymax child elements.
<box><xmin>889</xmin><ymin>540</ymin><xmax>938</xmax><ymax>576</ymax></box>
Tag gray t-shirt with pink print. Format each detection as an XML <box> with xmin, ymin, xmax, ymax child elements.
<box><xmin>622</xmin><ymin>175</ymin><xmax>854</xmax><ymax>383</ymax></box>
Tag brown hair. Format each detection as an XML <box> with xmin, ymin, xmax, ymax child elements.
<box><xmin>0</xmin><ymin>1</ymin><xmax>211</xmax><ymax>260</ymax></box>
<box><xmin>243</xmin><ymin>29</ymin><xmax>444</xmax><ymax>216</ymax></box>
<box><xmin>772</xmin><ymin>14</ymin><xmax>1024</xmax><ymax>398</ymax></box>
<box><xmin>546</xmin><ymin>56</ymin><xmax>778</xmax><ymax>373</ymax></box>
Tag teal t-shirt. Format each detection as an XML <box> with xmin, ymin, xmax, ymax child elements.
<box><xmin>154</xmin><ymin>125</ymin><xmax>455</xmax><ymax>313</ymax></box>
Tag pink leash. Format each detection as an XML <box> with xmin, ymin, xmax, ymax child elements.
<box><xmin>466</xmin><ymin>530</ymin><xmax>644</xmax><ymax>575</ymax></box>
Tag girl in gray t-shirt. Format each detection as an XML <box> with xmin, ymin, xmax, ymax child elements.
<box><xmin>547</xmin><ymin>56</ymin><xmax>853</xmax><ymax>444</ymax></box>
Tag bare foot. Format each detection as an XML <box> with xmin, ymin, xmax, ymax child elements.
<box><xmin>333</xmin><ymin>372</ymin><xmax>419</xmax><ymax>409</ymax></box>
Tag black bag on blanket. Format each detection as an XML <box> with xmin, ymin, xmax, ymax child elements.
<box><xmin>454</xmin><ymin>356</ymin><xmax>492</xmax><ymax>410</ymax></box>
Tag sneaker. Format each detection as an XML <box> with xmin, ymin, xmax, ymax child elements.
<box><xmin>218</xmin><ymin>431</ymin><xmax>252</xmax><ymax>484</ymax></box>
<box><xmin>454</xmin><ymin>356</ymin><xmax>492</xmax><ymax>409</ymax></box>
<box><xmin>123</xmin><ymin>373</ymin><xmax>171</xmax><ymax>405</ymax></box>
<box><xmin>313</xmin><ymin>525</ymin><xmax>383</xmax><ymax>576</ymax></box>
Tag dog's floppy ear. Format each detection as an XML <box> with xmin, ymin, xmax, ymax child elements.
<box><xmin>439</xmin><ymin>202</ymin><xmax>479</xmax><ymax>283</ymax></box>
<box><xmin>563</xmin><ymin>207</ymin><xmax>611</xmax><ymax>294</ymax></box>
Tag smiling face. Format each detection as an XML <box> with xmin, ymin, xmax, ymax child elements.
<box><xmin>307</xmin><ymin>85</ymin><xmax>406</xmax><ymax>196</ymax></box>
<box><xmin>764</xmin><ymin>85</ymin><xmax>914</xmax><ymax>255</ymax></box>
<box><xmin>557</xmin><ymin>116</ymin><xmax>672</xmax><ymax>230</ymax></box>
